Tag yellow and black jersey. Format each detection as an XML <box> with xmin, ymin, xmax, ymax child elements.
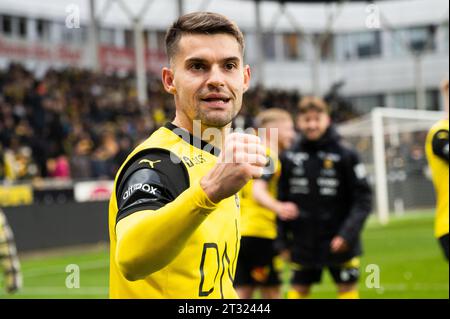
<box><xmin>239</xmin><ymin>149</ymin><xmax>281</xmax><ymax>240</ymax></box>
<box><xmin>425</xmin><ymin>119</ymin><xmax>449</xmax><ymax>238</ymax></box>
<box><xmin>109</xmin><ymin>123</ymin><xmax>240</xmax><ymax>299</ymax></box>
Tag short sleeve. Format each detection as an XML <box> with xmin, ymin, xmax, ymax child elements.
<box><xmin>115</xmin><ymin>149</ymin><xmax>190</xmax><ymax>224</ymax></box>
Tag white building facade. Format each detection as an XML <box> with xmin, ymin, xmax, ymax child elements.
<box><xmin>0</xmin><ymin>0</ymin><xmax>448</xmax><ymax>112</ymax></box>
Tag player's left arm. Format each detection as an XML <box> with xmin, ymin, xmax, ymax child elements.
<box><xmin>253</xmin><ymin>170</ymin><xmax>298</xmax><ymax>221</ymax></box>
<box><xmin>432</xmin><ymin>129</ymin><xmax>449</xmax><ymax>163</ymax></box>
<box><xmin>253</xmin><ymin>178</ymin><xmax>277</xmax><ymax>211</ymax></box>
<box><xmin>336</xmin><ymin>150</ymin><xmax>372</xmax><ymax>247</ymax></box>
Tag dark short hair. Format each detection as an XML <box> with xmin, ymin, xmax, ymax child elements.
<box><xmin>298</xmin><ymin>96</ymin><xmax>330</xmax><ymax>115</ymax></box>
<box><xmin>165</xmin><ymin>12</ymin><xmax>245</xmax><ymax>62</ymax></box>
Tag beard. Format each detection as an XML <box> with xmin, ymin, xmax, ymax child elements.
<box><xmin>196</xmin><ymin>104</ymin><xmax>238</xmax><ymax>128</ymax></box>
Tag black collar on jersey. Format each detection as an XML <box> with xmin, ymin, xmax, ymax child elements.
<box><xmin>300</xmin><ymin>125</ymin><xmax>341</xmax><ymax>149</ymax></box>
<box><xmin>164</xmin><ymin>122</ymin><xmax>221</xmax><ymax>157</ymax></box>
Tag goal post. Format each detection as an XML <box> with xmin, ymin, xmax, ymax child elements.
<box><xmin>338</xmin><ymin>107</ymin><xmax>445</xmax><ymax>224</ymax></box>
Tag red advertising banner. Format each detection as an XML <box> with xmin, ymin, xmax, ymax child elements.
<box><xmin>0</xmin><ymin>36</ymin><xmax>82</xmax><ymax>64</ymax></box>
<box><xmin>0</xmin><ymin>36</ymin><xmax>166</xmax><ymax>74</ymax></box>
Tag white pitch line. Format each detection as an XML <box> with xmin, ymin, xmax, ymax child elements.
<box><xmin>2</xmin><ymin>287</ymin><xmax>109</xmax><ymax>296</ymax></box>
<box><xmin>22</xmin><ymin>259</ymin><xmax>109</xmax><ymax>278</ymax></box>
<box><xmin>302</xmin><ymin>283</ymin><xmax>448</xmax><ymax>293</ymax></box>
<box><xmin>1</xmin><ymin>284</ymin><xmax>447</xmax><ymax>298</ymax></box>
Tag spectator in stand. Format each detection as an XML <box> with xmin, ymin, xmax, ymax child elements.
<box><xmin>47</xmin><ymin>153</ymin><xmax>71</xmax><ymax>180</ymax></box>
<box><xmin>0</xmin><ymin>63</ymin><xmax>361</xmax><ymax>182</ymax></box>
<box><xmin>70</xmin><ymin>136</ymin><xmax>94</xmax><ymax>180</ymax></box>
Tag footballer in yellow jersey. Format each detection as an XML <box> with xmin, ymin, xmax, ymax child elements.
<box><xmin>235</xmin><ymin>109</ymin><xmax>298</xmax><ymax>299</ymax></box>
<box><xmin>109</xmin><ymin>12</ymin><xmax>267</xmax><ymax>299</ymax></box>
<box><xmin>425</xmin><ymin>79</ymin><xmax>449</xmax><ymax>261</ymax></box>
<box><xmin>110</xmin><ymin>123</ymin><xmax>242</xmax><ymax>298</ymax></box>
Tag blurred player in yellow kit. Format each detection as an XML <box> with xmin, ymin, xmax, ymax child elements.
<box><xmin>0</xmin><ymin>208</ymin><xmax>22</xmax><ymax>294</ymax></box>
<box><xmin>426</xmin><ymin>78</ymin><xmax>449</xmax><ymax>261</ymax></box>
<box><xmin>235</xmin><ymin>109</ymin><xmax>299</xmax><ymax>299</ymax></box>
<box><xmin>109</xmin><ymin>12</ymin><xmax>267</xmax><ymax>298</ymax></box>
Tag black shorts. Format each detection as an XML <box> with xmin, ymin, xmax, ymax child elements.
<box><xmin>291</xmin><ymin>258</ymin><xmax>360</xmax><ymax>286</ymax></box>
<box><xmin>234</xmin><ymin>236</ymin><xmax>281</xmax><ymax>287</ymax></box>
<box><xmin>439</xmin><ymin>234</ymin><xmax>449</xmax><ymax>261</ymax></box>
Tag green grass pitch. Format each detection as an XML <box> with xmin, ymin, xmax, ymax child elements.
<box><xmin>1</xmin><ymin>211</ymin><xmax>448</xmax><ymax>299</ymax></box>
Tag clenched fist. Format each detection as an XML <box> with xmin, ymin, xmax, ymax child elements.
<box><xmin>200</xmin><ymin>133</ymin><xmax>266</xmax><ymax>203</ymax></box>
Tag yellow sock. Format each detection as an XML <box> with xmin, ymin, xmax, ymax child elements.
<box><xmin>287</xmin><ymin>289</ymin><xmax>309</xmax><ymax>299</ymax></box>
<box><xmin>338</xmin><ymin>290</ymin><xmax>359</xmax><ymax>299</ymax></box>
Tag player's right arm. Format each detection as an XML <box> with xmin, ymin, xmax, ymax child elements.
<box><xmin>115</xmin><ymin>133</ymin><xmax>266</xmax><ymax>281</ymax></box>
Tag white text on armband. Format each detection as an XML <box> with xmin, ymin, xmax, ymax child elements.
<box><xmin>123</xmin><ymin>183</ymin><xmax>160</xmax><ymax>200</ymax></box>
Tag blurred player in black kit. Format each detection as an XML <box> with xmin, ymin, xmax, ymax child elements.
<box><xmin>278</xmin><ymin>97</ymin><xmax>372</xmax><ymax>299</ymax></box>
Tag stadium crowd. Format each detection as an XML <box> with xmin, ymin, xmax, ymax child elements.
<box><xmin>0</xmin><ymin>63</ymin><xmax>357</xmax><ymax>182</ymax></box>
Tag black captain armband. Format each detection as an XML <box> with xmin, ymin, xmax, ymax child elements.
<box><xmin>432</xmin><ymin>129</ymin><xmax>449</xmax><ymax>162</ymax></box>
<box><xmin>259</xmin><ymin>155</ymin><xmax>276</xmax><ymax>182</ymax></box>
<box><xmin>115</xmin><ymin>148</ymin><xmax>190</xmax><ymax>224</ymax></box>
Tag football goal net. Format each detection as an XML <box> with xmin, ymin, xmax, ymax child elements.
<box><xmin>338</xmin><ymin>107</ymin><xmax>445</xmax><ymax>224</ymax></box>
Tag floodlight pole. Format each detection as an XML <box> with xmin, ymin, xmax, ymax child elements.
<box><xmin>116</xmin><ymin>0</ymin><xmax>155</xmax><ymax>106</ymax></box>
<box><xmin>414</xmin><ymin>54</ymin><xmax>426</xmax><ymax>110</ymax></box>
<box><xmin>133</xmin><ymin>18</ymin><xmax>148</xmax><ymax>106</ymax></box>
<box><xmin>177</xmin><ymin>0</ymin><xmax>184</xmax><ymax>16</ymax></box>
<box><xmin>88</xmin><ymin>0</ymin><xmax>99</xmax><ymax>71</ymax></box>
<box><xmin>197</xmin><ymin>0</ymin><xmax>212</xmax><ymax>11</ymax></box>
<box><xmin>254</xmin><ymin>0</ymin><xmax>264</xmax><ymax>86</ymax></box>
<box><xmin>378</xmin><ymin>9</ymin><xmax>448</xmax><ymax>111</ymax></box>
<box><xmin>275</xmin><ymin>1</ymin><xmax>344</xmax><ymax>95</ymax></box>
<box><xmin>311</xmin><ymin>39</ymin><xmax>321</xmax><ymax>96</ymax></box>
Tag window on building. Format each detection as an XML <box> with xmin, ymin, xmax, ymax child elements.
<box><xmin>282</xmin><ymin>33</ymin><xmax>300</xmax><ymax>60</ymax></box>
<box><xmin>36</xmin><ymin>19</ymin><xmax>50</xmax><ymax>40</ymax></box>
<box><xmin>391</xmin><ymin>29</ymin><xmax>407</xmax><ymax>56</ymax></box>
<box><xmin>426</xmin><ymin>89</ymin><xmax>440</xmax><ymax>111</ymax></box>
<box><xmin>334</xmin><ymin>33</ymin><xmax>351</xmax><ymax>60</ymax></box>
<box><xmin>124</xmin><ymin>29</ymin><xmax>134</xmax><ymax>49</ymax></box>
<box><xmin>241</xmin><ymin>31</ymin><xmax>248</xmax><ymax>57</ymax></box>
<box><xmin>142</xmin><ymin>30</ymin><xmax>149</xmax><ymax>50</ymax></box>
<box><xmin>357</xmin><ymin>31</ymin><xmax>381</xmax><ymax>58</ymax></box>
<box><xmin>60</xmin><ymin>23</ymin><xmax>86</xmax><ymax>45</ymax></box>
<box><xmin>61</xmin><ymin>22</ymin><xmax>76</xmax><ymax>44</ymax></box>
<box><xmin>335</xmin><ymin>31</ymin><xmax>381</xmax><ymax>60</ymax></box>
<box><xmin>409</xmin><ymin>25</ymin><xmax>436</xmax><ymax>53</ymax></box>
<box><xmin>392</xmin><ymin>92</ymin><xmax>416</xmax><ymax>109</ymax></box>
<box><xmin>392</xmin><ymin>90</ymin><xmax>440</xmax><ymax>110</ymax></box>
<box><xmin>348</xmin><ymin>94</ymin><xmax>385</xmax><ymax>114</ymax></box>
<box><xmin>319</xmin><ymin>33</ymin><xmax>334</xmax><ymax>60</ymax></box>
<box><xmin>100</xmin><ymin>28</ymin><xmax>115</xmax><ymax>45</ymax></box>
<box><xmin>156</xmin><ymin>30</ymin><xmax>166</xmax><ymax>52</ymax></box>
<box><xmin>391</xmin><ymin>26</ymin><xmax>437</xmax><ymax>56</ymax></box>
<box><xmin>79</xmin><ymin>25</ymin><xmax>88</xmax><ymax>44</ymax></box>
<box><xmin>263</xmin><ymin>33</ymin><xmax>276</xmax><ymax>60</ymax></box>
<box><xmin>2</xmin><ymin>15</ymin><xmax>12</xmax><ymax>35</ymax></box>
<box><xmin>443</xmin><ymin>23</ymin><xmax>449</xmax><ymax>52</ymax></box>
<box><xmin>18</xmin><ymin>16</ymin><xmax>27</xmax><ymax>38</ymax></box>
